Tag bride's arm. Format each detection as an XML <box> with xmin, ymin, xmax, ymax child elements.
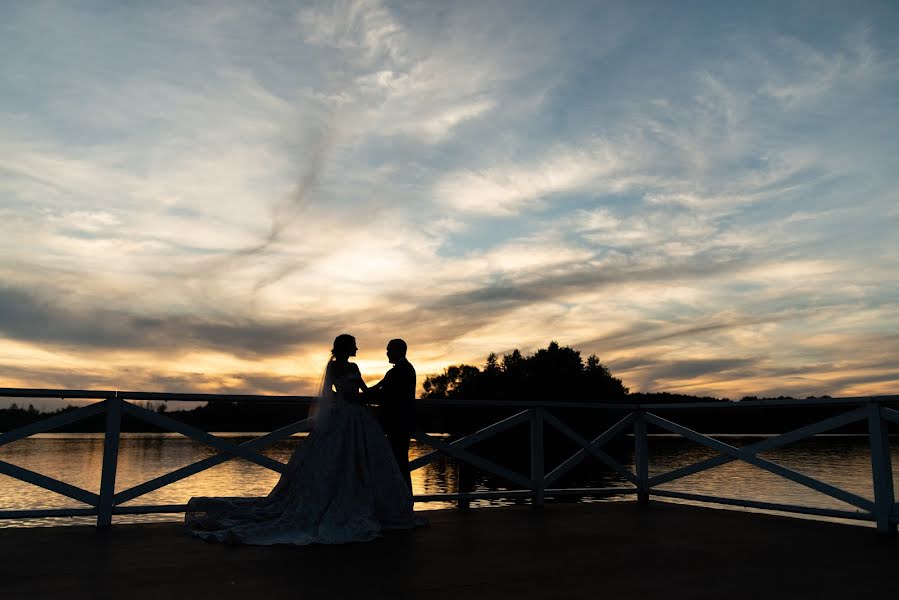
<box><xmin>352</xmin><ymin>363</ymin><xmax>368</xmax><ymax>392</ymax></box>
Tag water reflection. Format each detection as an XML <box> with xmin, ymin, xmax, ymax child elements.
<box><xmin>0</xmin><ymin>433</ymin><xmax>475</xmax><ymax>526</ymax></box>
<box><xmin>1</xmin><ymin>433</ymin><xmax>897</xmax><ymax>528</ymax></box>
<box><xmin>648</xmin><ymin>435</ymin><xmax>882</xmax><ymax>511</ymax></box>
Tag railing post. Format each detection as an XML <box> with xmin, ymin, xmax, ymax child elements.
<box><xmin>457</xmin><ymin>410</ymin><xmax>472</xmax><ymax>510</ymax></box>
<box><xmin>866</xmin><ymin>402</ymin><xmax>895</xmax><ymax>534</ymax></box>
<box><xmin>634</xmin><ymin>410</ymin><xmax>649</xmax><ymax>505</ymax></box>
<box><xmin>97</xmin><ymin>397</ymin><xmax>123</xmax><ymax>528</ymax></box>
<box><xmin>530</xmin><ymin>406</ymin><xmax>545</xmax><ymax>508</ymax></box>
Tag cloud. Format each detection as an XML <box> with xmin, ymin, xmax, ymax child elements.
<box><xmin>298</xmin><ymin>0</ymin><xmax>407</xmax><ymax>62</ymax></box>
<box><xmin>0</xmin><ymin>284</ymin><xmax>331</xmax><ymax>357</ymax></box>
<box><xmin>1</xmin><ymin>1</ymin><xmax>898</xmax><ymax>403</ymax></box>
<box><xmin>0</xmin><ymin>362</ymin><xmax>318</xmax><ymax>399</ymax></box>
<box><xmin>433</xmin><ymin>143</ymin><xmax>627</xmax><ymax>215</ymax></box>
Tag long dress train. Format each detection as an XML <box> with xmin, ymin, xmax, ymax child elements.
<box><xmin>184</xmin><ymin>372</ymin><xmax>422</xmax><ymax>545</ymax></box>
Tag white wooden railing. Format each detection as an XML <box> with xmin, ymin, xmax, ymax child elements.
<box><xmin>0</xmin><ymin>389</ymin><xmax>896</xmax><ymax>533</ymax></box>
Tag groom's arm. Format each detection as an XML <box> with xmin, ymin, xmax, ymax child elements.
<box><xmin>364</xmin><ymin>369</ymin><xmax>395</xmax><ymax>404</ymax></box>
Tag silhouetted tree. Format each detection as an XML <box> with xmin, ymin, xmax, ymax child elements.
<box><xmin>422</xmin><ymin>341</ymin><xmax>628</xmax><ymax>402</ymax></box>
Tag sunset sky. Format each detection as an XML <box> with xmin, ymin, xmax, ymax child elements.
<box><xmin>1</xmin><ymin>0</ymin><xmax>898</xmax><ymax>407</ymax></box>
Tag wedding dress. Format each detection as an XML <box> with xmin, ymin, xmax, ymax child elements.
<box><xmin>185</xmin><ymin>367</ymin><xmax>422</xmax><ymax>545</ymax></box>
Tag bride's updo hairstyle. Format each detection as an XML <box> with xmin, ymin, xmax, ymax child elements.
<box><xmin>331</xmin><ymin>334</ymin><xmax>356</xmax><ymax>359</ymax></box>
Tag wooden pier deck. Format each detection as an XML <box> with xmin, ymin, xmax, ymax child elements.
<box><xmin>3</xmin><ymin>502</ymin><xmax>898</xmax><ymax>599</ymax></box>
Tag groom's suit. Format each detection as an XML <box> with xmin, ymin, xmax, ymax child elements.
<box><xmin>368</xmin><ymin>358</ymin><xmax>416</xmax><ymax>493</ymax></box>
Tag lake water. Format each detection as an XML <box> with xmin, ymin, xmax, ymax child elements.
<box><xmin>1</xmin><ymin>433</ymin><xmax>896</xmax><ymax>528</ymax></box>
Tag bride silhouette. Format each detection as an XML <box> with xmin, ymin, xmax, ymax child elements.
<box><xmin>185</xmin><ymin>334</ymin><xmax>422</xmax><ymax>544</ymax></box>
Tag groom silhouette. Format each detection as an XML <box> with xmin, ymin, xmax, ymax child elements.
<box><xmin>366</xmin><ymin>339</ymin><xmax>416</xmax><ymax>493</ymax></box>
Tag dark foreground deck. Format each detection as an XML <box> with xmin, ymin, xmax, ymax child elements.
<box><xmin>3</xmin><ymin>502</ymin><xmax>898</xmax><ymax>599</ymax></box>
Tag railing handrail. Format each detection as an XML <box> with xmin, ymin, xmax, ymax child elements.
<box><xmin>0</xmin><ymin>387</ymin><xmax>895</xmax><ymax>534</ymax></box>
<box><xmin>0</xmin><ymin>388</ymin><xmax>319</xmax><ymax>404</ymax></box>
<box><xmin>1</xmin><ymin>387</ymin><xmax>897</xmax><ymax>409</ymax></box>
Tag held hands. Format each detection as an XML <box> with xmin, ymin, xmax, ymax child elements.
<box><xmin>361</xmin><ymin>386</ymin><xmax>380</xmax><ymax>406</ymax></box>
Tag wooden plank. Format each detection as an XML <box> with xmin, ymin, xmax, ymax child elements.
<box><xmin>530</xmin><ymin>407</ymin><xmax>545</xmax><ymax>507</ymax></box>
<box><xmin>645</xmin><ymin>413</ymin><xmax>875</xmax><ymax>512</ymax></box>
<box><xmin>409</xmin><ymin>410</ymin><xmax>530</xmax><ymax>470</ymax></box>
<box><xmin>587</xmin><ymin>411</ymin><xmax>637</xmax><ymax>448</ymax></box>
<box><xmin>113</xmin><ymin>504</ymin><xmax>187</xmax><ymax>514</ymax></box>
<box><xmin>737</xmin><ymin>407</ymin><xmax>868</xmax><ymax>453</ymax></box>
<box><xmin>1</xmin><ymin>386</ymin><xmax>895</xmax><ymax>408</ymax></box>
<box><xmin>634</xmin><ymin>413</ymin><xmax>649</xmax><ymax>504</ymax></box>
<box><xmin>649</xmin><ymin>455</ymin><xmax>734</xmax><ymax>487</ymax></box>
<box><xmin>0</xmin><ymin>460</ymin><xmax>99</xmax><ymax>506</ymax></box>
<box><xmin>867</xmin><ymin>403</ymin><xmax>896</xmax><ymax>534</ymax></box>
<box><xmin>542</xmin><ymin>410</ymin><xmax>637</xmax><ymax>486</ymax></box>
<box><xmin>543</xmin><ymin>487</ymin><xmax>637</xmax><ymax>497</ymax></box>
<box><xmin>0</xmin><ymin>508</ymin><xmax>97</xmax><ymax>519</ymax></box>
<box><xmin>412</xmin><ymin>490</ymin><xmax>534</xmax><ymax>501</ymax></box>
<box><xmin>119</xmin><ymin>488</ymin><xmax>641</xmax><ymax>508</ymax></box>
<box><xmin>649</xmin><ymin>407</ymin><xmax>868</xmax><ymax>487</ymax></box>
<box><xmin>415</xmin><ymin>432</ymin><xmax>533</xmax><ymax>489</ymax></box>
<box><xmin>0</xmin><ymin>388</ymin><xmax>116</xmax><ymax>400</ymax></box>
<box><xmin>97</xmin><ymin>398</ymin><xmax>122</xmax><ymax>527</ymax></box>
<box><xmin>651</xmin><ymin>489</ymin><xmax>872</xmax><ymax>522</ymax></box>
<box><xmin>122</xmin><ymin>402</ymin><xmax>285</xmax><ymax>472</ymax></box>
<box><xmin>542</xmin><ymin>412</ymin><xmax>637</xmax><ymax>483</ymax></box>
<box><xmin>0</xmin><ymin>387</ymin><xmax>316</xmax><ymax>404</ymax></box>
<box><xmin>0</xmin><ymin>401</ymin><xmax>106</xmax><ymax>448</ymax></box>
<box><xmin>5</xmin><ymin>503</ymin><xmax>899</xmax><ymax>599</ymax></box>
<box><xmin>115</xmin><ymin>417</ymin><xmax>312</xmax><ymax>504</ymax></box>
<box><xmin>412</xmin><ymin>488</ymin><xmax>637</xmax><ymax>503</ymax></box>
<box><xmin>881</xmin><ymin>406</ymin><xmax>899</xmax><ymax>425</ymax></box>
